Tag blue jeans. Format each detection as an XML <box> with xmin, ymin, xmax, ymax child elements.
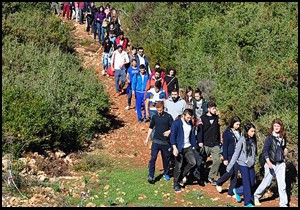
<box><xmin>127</xmin><ymin>84</ymin><xmax>133</xmax><ymax>107</ymax></box>
<box><xmin>102</xmin><ymin>52</ymin><xmax>109</xmax><ymax>70</ymax></box>
<box><xmin>96</xmin><ymin>22</ymin><xmax>102</xmax><ymax>43</ymax></box>
<box><xmin>101</xmin><ymin>26</ymin><xmax>105</xmax><ymax>43</ymax></box>
<box><xmin>148</xmin><ymin>142</ymin><xmax>170</xmax><ymax>178</ymax></box>
<box><xmin>114</xmin><ymin>69</ymin><xmax>126</xmax><ymax>93</ymax></box>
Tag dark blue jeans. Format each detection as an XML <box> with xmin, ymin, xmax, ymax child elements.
<box><xmin>173</xmin><ymin>146</ymin><xmax>196</xmax><ymax>188</ymax></box>
<box><xmin>148</xmin><ymin>142</ymin><xmax>170</xmax><ymax>178</ymax></box>
<box><xmin>216</xmin><ymin>156</ymin><xmax>238</xmax><ymax>196</ymax></box>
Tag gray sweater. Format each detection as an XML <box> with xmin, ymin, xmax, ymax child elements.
<box><xmin>226</xmin><ymin>136</ymin><xmax>256</xmax><ymax>172</ymax></box>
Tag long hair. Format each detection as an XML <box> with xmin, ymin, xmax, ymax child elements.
<box><xmin>184</xmin><ymin>86</ymin><xmax>193</xmax><ymax>103</ymax></box>
<box><xmin>229</xmin><ymin>116</ymin><xmax>242</xmax><ymax>133</ymax></box>
<box><xmin>268</xmin><ymin>118</ymin><xmax>286</xmax><ymax>138</ymax></box>
<box><xmin>243</xmin><ymin>122</ymin><xmax>256</xmax><ymax>157</ymax></box>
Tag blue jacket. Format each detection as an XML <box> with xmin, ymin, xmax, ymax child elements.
<box><xmin>222</xmin><ymin>127</ymin><xmax>240</xmax><ymax>161</ymax></box>
<box><xmin>170</xmin><ymin>117</ymin><xmax>198</xmax><ymax>153</ymax></box>
<box><xmin>132</xmin><ymin>73</ymin><xmax>149</xmax><ymax>93</ymax></box>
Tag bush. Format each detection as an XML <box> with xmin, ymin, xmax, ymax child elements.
<box><xmin>2</xmin><ymin>40</ymin><xmax>110</xmax><ymax>156</ymax></box>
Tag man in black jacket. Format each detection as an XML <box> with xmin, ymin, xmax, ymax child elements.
<box><xmin>197</xmin><ymin>101</ymin><xmax>221</xmax><ymax>186</ymax></box>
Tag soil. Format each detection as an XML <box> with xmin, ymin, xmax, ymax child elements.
<box><xmin>2</xmin><ymin>16</ymin><xmax>298</xmax><ymax>207</ymax></box>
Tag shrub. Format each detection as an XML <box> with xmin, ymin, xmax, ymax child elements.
<box><xmin>2</xmin><ymin>40</ymin><xmax>110</xmax><ymax>156</ymax></box>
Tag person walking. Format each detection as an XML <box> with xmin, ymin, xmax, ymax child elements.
<box><xmin>125</xmin><ymin>59</ymin><xmax>139</xmax><ymax>110</ymax></box>
<box><xmin>131</xmin><ymin>64</ymin><xmax>149</xmax><ymax>122</ymax></box>
<box><xmin>254</xmin><ymin>118</ymin><xmax>288</xmax><ymax>207</ymax></box>
<box><xmin>215</xmin><ymin>116</ymin><xmax>242</xmax><ymax>198</ymax></box>
<box><xmin>164</xmin><ymin>68</ymin><xmax>179</xmax><ymax>97</ymax></box>
<box><xmin>226</xmin><ymin>122</ymin><xmax>257</xmax><ymax>207</ymax></box>
<box><xmin>170</xmin><ymin>108</ymin><xmax>199</xmax><ymax>193</ymax></box>
<box><xmin>197</xmin><ymin>101</ymin><xmax>221</xmax><ymax>186</ymax></box>
<box><xmin>111</xmin><ymin>44</ymin><xmax>129</xmax><ymax>97</ymax></box>
<box><xmin>144</xmin><ymin>102</ymin><xmax>173</xmax><ymax>184</ymax></box>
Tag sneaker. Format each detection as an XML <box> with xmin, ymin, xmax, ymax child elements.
<box><xmin>233</xmin><ymin>188</ymin><xmax>242</xmax><ymax>203</ymax></box>
<box><xmin>147</xmin><ymin>176</ymin><xmax>154</xmax><ymax>184</ymax></box>
<box><xmin>138</xmin><ymin>118</ymin><xmax>143</xmax><ymax>123</ymax></box>
<box><xmin>143</xmin><ymin>118</ymin><xmax>150</xmax><ymax>122</ymax></box>
<box><xmin>163</xmin><ymin>174</ymin><xmax>170</xmax><ymax>181</ymax></box>
<box><xmin>125</xmin><ymin>106</ymin><xmax>130</xmax><ymax>110</ymax></box>
<box><xmin>102</xmin><ymin>70</ymin><xmax>106</xmax><ymax>75</ymax></box>
<box><xmin>179</xmin><ymin>176</ymin><xmax>187</xmax><ymax>187</ymax></box>
<box><xmin>174</xmin><ymin>186</ymin><xmax>181</xmax><ymax>193</ymax></box>
<box><xmin>245</xmin><ymin>203</ymin><xmax>254</xmax><ymax>207</ymax></box>
<box><xmin>254</xmin><ymin>198</ymin><xmax>261</xmax><ymax>206</ymax></box>
<box><xmin>208</xmin><ymin>178</ymin><xmax>217</xmax><ymax>186</ymax></box>
<box><xmin>227</xmin><ymin>194</ymin><xmax>234</xmax><ymax>198</ymax></box>
<box><xmin>216</xmin><ymin>185</ymin><xmax>222</xmax><ymax>193</ymax></box>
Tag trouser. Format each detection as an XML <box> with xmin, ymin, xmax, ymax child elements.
<box><xmin>86</xmin><ymin>15</ymin><xmax>93</xmax><ymax>32</ymax></box>
<box><xmin>204</xmin><ymin>145</ymin><xmax>221</xmax><ymax>180</ymax></box>
<box><xmin>173</xmin><ymin>146</ymin><xmax>196</xmax><ymax>188</ymax></box>
<box><xmin>75</xmin><ymin>9</ymin><xmax>79</xmax><ymax>22</ymax></box>
<box><xmin>102</xmin><ymin>52</ymin><xmax>109</xmax><ymax>71</ymax></box>
<box><xmin>78</xmin><ymin>9</ymin><xmax>83</xmax><ymax>24</ymax></box>
<box><xmin>136</xmin><ymin>92</ymin><xmax>146</xmax><ymax>120</ymax></box>
<box><xmin>114</xmin><ymin>69</ymin><xmax>126</xmax><ymax>93</ymax></box>
<box><xmin>148</xmin><ymin>142</ymin><xmax>170</xmax><ymax>178</ymax></box>
<box><xmin>254</xmin><ymin>162</ymin><xmax>287</xmax><ymax>207</ymax></box>
<box><xmin>216</xmin><ymin>156</ymin><xmax>238</xmax><ymax>196</ymax></box>
<box><xmin>127</xmin><ymin>84</ymin><xmax>134</xmax><ymax>107</ymax></box>
<box><xmin>63</xmin><ymin>4</ymin><xmax>70</xmax><ymax>20</ymax></box>
<box><xmin>237</xmin><ymin>165</ymin><xmax>256</xmax><ymax>206</ymax></box>
<box><xmin>96</xmin><ymin>22</ymin><xmax>102</xmax><ymax>43</ymax></box>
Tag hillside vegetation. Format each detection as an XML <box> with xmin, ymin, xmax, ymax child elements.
<box><xmin>2</xmin><ymin>2</ymin><xmax>111</xmax><ymax>157</ymax></box>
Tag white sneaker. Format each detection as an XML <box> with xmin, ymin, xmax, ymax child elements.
<box><xmin>102</xmin><ymin>70</ymin><xmax>106</xmax><ymax>75</ymax></box>
<box><xmin>216</xmin><ymin>185</ymin><xmax>222</xmax><ymax>193</ymax></box>
<box><xmin>254</xmin><ymin>198</ymin><xmax>261</xmax><ymax>206</ymax></box>
<box><xmin>179</xmin><ymin>176</ymin><xmax>187</xmax><ymax>186</ymax></box>
<box><xmin>125</xmin><ymin>106</ymin><xmax>130</xmax><ymax>110</ymax></box>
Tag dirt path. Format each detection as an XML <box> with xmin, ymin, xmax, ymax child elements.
<box><xmin>71</xmin><ymin>19</ymin><xmax>298</xmax><ymax>207</ymax></box>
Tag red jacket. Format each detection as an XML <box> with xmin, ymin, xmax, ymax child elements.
<box><xmin>114</xmin><ymin>37</ymin><xmax>128</xmax><ymax>51</ymax></box>
<box><xmin>145</xmin><ymin>76</ymin><xmax>168</xmax><ymax>98</ymax></box>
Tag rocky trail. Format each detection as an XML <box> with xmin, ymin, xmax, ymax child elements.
<box><xmin>2</xmin><ymin>17</ymin><xmax>298</xmax><ymax>207</ymax></box>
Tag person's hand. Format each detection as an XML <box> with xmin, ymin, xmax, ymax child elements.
<box><xmin>173</xmin><ymin>147</ymin><xmax>179</xmax><ymax>157</ymax></box>
<box><xmin>223</xmin><ymin>160</ymin><xmax>228</xmax><ymax>166</ymax></box>
<box><xmin>144</xmin><ymin>138</ymin><xmax>148</xmax><ymax>146</ymax></box>
<box><xmin>163</xmin><ymin>130</ymin><xmax>170</xmax><ymax>137</ymax></box>
<box><xmin>198</xmin><ymin>143</ymin><xmax>203</xmax><ymax>148</ymax></box>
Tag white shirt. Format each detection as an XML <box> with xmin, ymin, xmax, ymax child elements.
<box><xmin>181</xmin><ymin>118</ymin><xmax>192</xmax><ymax>148</ymax></box>
<box><xmin>112</xmin><ymin>50</ymin><xmax>129</xmax><ymax>70</ymax></box>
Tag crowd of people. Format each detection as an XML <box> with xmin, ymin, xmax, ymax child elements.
<box><xmin>51</xmin><ymin>3</ymin><xmax>290</xmax><ymax>207</ymax></box>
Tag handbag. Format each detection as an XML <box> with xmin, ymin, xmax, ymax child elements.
<box><xmin>102</xmin><ymin>18</ymin><xmax>109</xmax><ymax>27</ymax></box>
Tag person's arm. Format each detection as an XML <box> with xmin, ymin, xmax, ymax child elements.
<box><xmin>111</xmin><ymin>51</ymin><xmax>116</xmax><ymax>71</ymax></box>
<box><xmin>226</xmin><ymin>138</ymin><xmax>243</xmax><ymax>172</ymax></box>
<box><xmin>197</xmin><ymin>117</ymin><xmax>204</xmax><ymax>147</ymax></box>
<box><xmin>145</xmin><ymin>98</ymin><xmax>150</xmax><ymax>119</ymax></box>
<box><xmin>222</xmin><ymin>131</ymin><xmax>229</xmax><ymax>165</ymax></box>
<box><xmin>163</xmin><ymin>115</ymin><xmax>174</xmax><ymax>137</ymax></box>
<box><xmin>263</xmin><ymin>136</ymin><xmax>274</xmax><ymax>169</ymax></box>
<box><xmin>170</xmin><ymin>121</ymin><xmax>179</xmax><ymax>157</ymax></box>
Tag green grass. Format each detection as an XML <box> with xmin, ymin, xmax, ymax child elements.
<box><xmin>60</xmin><ymin>165</ymin><xmax>233</xmax><ymax>207</ymax></box>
